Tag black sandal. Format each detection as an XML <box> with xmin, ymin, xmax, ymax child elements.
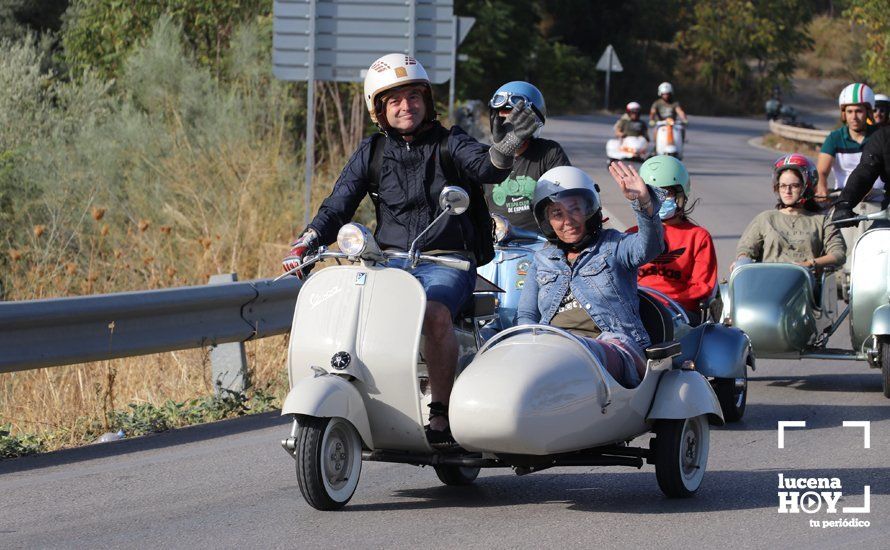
<box><xmin>425</xmin><ymin>401</ymin><xmax>459</xmax><ymax>449</ymax></box>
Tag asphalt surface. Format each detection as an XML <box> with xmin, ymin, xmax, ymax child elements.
<box><xmin>1</xmin><ymin>114</ymin><xmax>888</xmax><ymax>549</ymax></box>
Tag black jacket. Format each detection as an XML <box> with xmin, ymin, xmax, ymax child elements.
<box><xmin>840</xmin><ymin>125</ymin><xmax>890</xmax><ymax>207</ymax></box>
<box><xmin>308</xmin><ymin>122</ymin><xmax>509</xmax><ymax>253</ymax></box>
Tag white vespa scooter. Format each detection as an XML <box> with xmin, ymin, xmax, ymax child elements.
<box><xmin>654</xmin><ymin>118</ymin><xmax>685</xmax><ymax>159</ymax></box>
<box><xmin>606</xmin><ymin>135</ymin><xmax>650</xmax><ymax>163</ymax></box>
<box><xmin>279</xmin><ymin>187</ymin><xmax>724</xmax><ymax>510</ymax></box>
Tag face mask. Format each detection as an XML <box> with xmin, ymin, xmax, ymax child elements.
<box><xmin>658</xmin><ymin>197</ymin><xmax>678</xmax><ymax>220</ymax></box>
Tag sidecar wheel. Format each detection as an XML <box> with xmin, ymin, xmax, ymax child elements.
<box><xmin>294</xmin><ymin>416</ymin><xmax>362</xmax><ymax>511</ymax></box>
<box><xmin>715</xmin><ymin>375</ymin><xmax>747</xmax><ymax>422</ymax></box>
<box><xmin>434</xmin><ymin>465</ymin><xmax>480</xmax><ymax>486</ymax></box>
<box><xmin>880</xmin><ymin>340</ymin><xmax>890</xmax><ymax>399</ymax></box>
<box><xmin>654</xmin><ymin>416</ymin><xmax>710</xmax><ymax>498</ymax></box>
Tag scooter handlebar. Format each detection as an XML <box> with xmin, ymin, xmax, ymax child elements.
<box><xmin>386</xmin><ymin>251</ymin><xmax>471</xmax><ymax>271</ymax></box>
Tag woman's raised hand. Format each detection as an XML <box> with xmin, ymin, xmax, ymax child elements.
<box><xmin>608</xmin><ymin>161</ymin><xmax>651</xmax><ymax>204</ymax></box>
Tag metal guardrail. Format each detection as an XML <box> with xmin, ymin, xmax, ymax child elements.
<box><xmin>0</xmin><ymin>278</ymin><xmax>301</xmax><ymax>374</ymax></box>
<box><xmin>769</xmin><ymin>119</ymin><xmax>830</xmax><ymax>145</ymax></box>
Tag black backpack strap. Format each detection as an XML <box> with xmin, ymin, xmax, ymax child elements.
<box><xmin>367</xmin><ymin>133</ymin><xmax>384</xmax><ymax>205</ymax></box>
<box><xmin>437</xmin><ymin>131</ymin><xmax>460</xmax><ymax>184</ymax></box>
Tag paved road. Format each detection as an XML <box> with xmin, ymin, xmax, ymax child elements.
<box><xmin>1</xmin><ymin>115</ymin><xmax>888</xmax><ymax>549</ymax></box>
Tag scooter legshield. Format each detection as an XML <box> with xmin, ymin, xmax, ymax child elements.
<box><xmin>286</xmin><ymin>265</ymin><xmax>431</xmax><ymax>452</ymax></box>
<box><xmin>849</xmin><ymin>228</ymin><xmax>890</xmax><ymax>350</ymax></box>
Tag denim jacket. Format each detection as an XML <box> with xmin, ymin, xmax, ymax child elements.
<box><xmin>516</xmin><ymin>197</ymin><xmax>665</xmax><ymax>350</ymax></box>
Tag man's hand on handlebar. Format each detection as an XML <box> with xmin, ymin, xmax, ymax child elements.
<box><xmin>282</xmin><ymin>229</ymin><xmax>319</xmax><ymax>279</ymax></box>
<box><xmin>830</xmin><ymin>201</ymin><xmax>858</xmax><ymax>228</ymax></box>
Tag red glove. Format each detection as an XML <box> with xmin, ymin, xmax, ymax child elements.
<box><xmin>282</xmin><ymin>230</ymin><xmax>318</xmax><ymax>279</ymax></box>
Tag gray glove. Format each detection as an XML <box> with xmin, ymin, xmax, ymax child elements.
<box><xmin>489</xmin><ymin>100</ymin><xmax>543</xmax><ymax>168</ymax></box>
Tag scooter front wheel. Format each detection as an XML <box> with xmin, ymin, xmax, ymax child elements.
<box><xmin>654</xmin><ymin>415</ymin><xmax>710</xmax><ymax>498</ymax></box>
<box><xmin>294</xmin><ymin>415</ymin><xmax>362</xmax><ymax>510</ymax></box>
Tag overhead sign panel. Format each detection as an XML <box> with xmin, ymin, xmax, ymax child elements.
<box><xmin>273</xmin><ymin>0</ymin><xmax>457</xmax><ymax>83</ymax></box>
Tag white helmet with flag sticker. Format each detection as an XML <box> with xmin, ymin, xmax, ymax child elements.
<box><xmin>363</xmin><ymin>53</ymin><xmax>436</xmax><ymax>128</ymax></box>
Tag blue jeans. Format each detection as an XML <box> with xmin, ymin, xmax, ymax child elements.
<box><xmin>387</xmin><ymin>258</ymin><xmax>476</xmax><ymax>320</ymax></box>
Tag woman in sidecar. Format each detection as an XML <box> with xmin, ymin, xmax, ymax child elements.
<box><xmin>734</xmin><ymin>154</ymin><xmax>845</xmax><ymax>270</ymax></box>
<box><xmin>515</xmin><ymin>163</ymin><xmax>665</xmax><ymax>387</ymax></box>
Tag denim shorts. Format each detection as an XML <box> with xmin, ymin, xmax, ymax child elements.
<box><xmin>387</xmin><ymin>258</ymin><xmax>476</xmax><ymax>319</ymax></box>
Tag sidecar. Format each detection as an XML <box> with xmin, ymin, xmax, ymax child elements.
<box><xmin>450</xmin><ymin>322</ymin><xmax>723</xmax><ymax>498</ymax></box>
<box><xmin>721</xmin><ymin>221</ymin><xmax>890</xmax><ymax>395</ymax></box>
<box><xmin>723</xmin><ymin>263</ymin><xmax>840</xmax><ymax>359</ymax></box>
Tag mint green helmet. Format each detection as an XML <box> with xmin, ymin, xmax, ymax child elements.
<box><xmin>638</xmin><ymin>156</ymin><xmax>690</xmax><ymax>196</ymax></box>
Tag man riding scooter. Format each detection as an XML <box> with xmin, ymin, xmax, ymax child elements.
<box><xmin>833</xmin><ymin>124</ymin><xmax>890</xmax><ymax>230</ymax></box>
<box><xmin>649</xmin><ymin>82</ymin><xmax>688</xmax><ymax>141</ymax></box>
<box><xmin>281</xmin><ymin>53</ymin><xmax>542</xmax><ymax>446</ymax></box>
<box><xmin>614</xmin><ymin>102</ymin><xmax>649</xmax><ymax>142</ymax></box>
<box><xmin>484</xmin><ymin>81</ymin><xmax>571</xmax><ymax>233</ymax></box>
<box><xmin>817</xmin><ymin>83</ymin><xmax>884</xmax><ymax>271</ymax></box>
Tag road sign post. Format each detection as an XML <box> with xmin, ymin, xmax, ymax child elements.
<box><xmin>449</xmin><ymin>16</ymin><xmax>475</xmax><ymax>119</ymax></box>
<box><xmin>595</xmin><ymin>44</ymin><xmax>623</xmax><ymax>111</ymax></box>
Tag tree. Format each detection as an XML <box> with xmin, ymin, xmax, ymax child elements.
<box><xmin>0</xmin><ymin>0</ymin><xmax>67</xmax><ymax>41</ymax></box>
<box><xmin>61</xmin><ymin>0</ymin><xmax>269</xmax><ymax>79</ymax></box>
<box><xmin>845</xmin><ymin>0</ymin><xmax>890</xmax><ymax>90</ymax></box>
<box><xmin>677</xmin><ymin>0</ymin><xmax>813</xmax><ymax>109</ymax></box>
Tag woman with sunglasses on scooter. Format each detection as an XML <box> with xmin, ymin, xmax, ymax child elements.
<box><xmin>734</xmin><ymin>154</ymin><xmax>845</xmax><ymax>271</ymax></box>
<box><xmin>516</xmin><ymin>163</ymin><xmax>665</xmax><ymax>388</ymax></box>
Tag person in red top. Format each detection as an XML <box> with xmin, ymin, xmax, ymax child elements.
<box><xmin>627</xmin><ymin>156</ymin><xmax>717</xmax><ymax>325</ymax></box>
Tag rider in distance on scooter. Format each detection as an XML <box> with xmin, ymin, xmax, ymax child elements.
<box><xmin>516</xmin><ymin>163</ymin><xmax>665</xmax><ymax>388</ymax></box>
<box><xmin>614</xmin><ymin>102</ymin><xmax>649</xmax><ymax>142</ymax></box>
<box><xmin>649</xmin><ymin>82</ymin><xmax>688</xmax><ymax>140</ymax></box>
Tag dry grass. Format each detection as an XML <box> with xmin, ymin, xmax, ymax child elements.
<box><xmin>761</xmin><ymin>133</ymin><xmax>822</xmax><ymax>156</ymax></box>
<box><xmin>0</xmin><ymin>19</ymin><xmax>374</xmax><ymax>453</ymax></box>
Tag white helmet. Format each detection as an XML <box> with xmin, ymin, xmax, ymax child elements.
<box><xmin>363</xmin><ymin>53</ymin><xmax>435</xmax><ymax>127</ymax></box>
<box><xmin>838</xmin><ymin>83</ymin><xmax>875</xmax><ymax>109</ymax></box>
<box><xmin>658</xmin><ymin>82</ymin><xmax>673</xmax><ymax>96</ymax></box>
<box><xmin>626</xmin><ymin>101</ymin><xmax>641</xmax><ymax>112</ymax></box>
<box><xmin>532</xmin><ymin>166</ymin><xmax>602</xmax><ymax>242</ymax></box>
<box><xmin>875</xmin><ymin>93</ymin><xmax>890</xmax><ymax>104</ymax></box>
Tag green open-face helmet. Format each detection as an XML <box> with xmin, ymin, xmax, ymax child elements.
<box><xmin>638</xmin><ymin>156</ymin><xmax>690</xmax><ymax>196</ymax></box>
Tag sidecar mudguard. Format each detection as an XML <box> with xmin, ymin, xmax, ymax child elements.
<box><xmin>871</xmin><ymin>303</ymin><xmax>890</xmax><ymax>338</ymax></box>
<box><xmin>647</xmin><ymin>369</ymin><xmax>724</xmax><ymax>426</ymax></box>
<box><xmin>675</xmin><ymin>323</ymin><xmax>753</xmax><ymax>379</ymax></box>
<box><xmin>281</xmin><ymin>375</ymin><xmax>374</xmax><ymax>449</ymax></box>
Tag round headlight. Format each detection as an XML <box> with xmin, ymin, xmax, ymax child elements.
<box><xmin>492</xmin><ymin>214</ymin><xmax>508</xmax><ymax>243</ymax></box>
<box><xmin>337</xmin><ymin>224</ymin><xmax>367</xmax><ymax>256</ymax></box>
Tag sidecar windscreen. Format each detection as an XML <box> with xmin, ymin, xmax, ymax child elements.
<box><xmin>638</xmin><ymin>291</ymin><xmax>675</xmax><ymax>345</ymax></box>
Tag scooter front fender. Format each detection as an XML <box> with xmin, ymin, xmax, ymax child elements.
<box><xmin>647</xmin><ymin>369</ymin><xmax>724</xmax><ymax>426</ymax></box>
<box><xmin>871</xmin><ymin>303</ymin><xmax>890</xmax><ymax>339</ymax></box>
<box><xmin>281</xmin><ymin>375</ymin><xmax>374</xmax><ymax>449</ymax></box>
